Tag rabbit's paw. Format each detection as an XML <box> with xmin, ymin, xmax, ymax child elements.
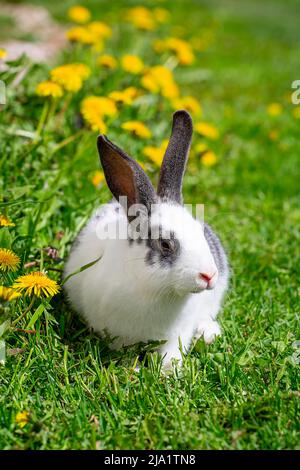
<box><xmin>195</xmin><ymin>320</ymin><xmax>221</xmax><ymax>344</ymax></box>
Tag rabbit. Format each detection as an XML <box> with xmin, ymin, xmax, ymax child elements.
<box><xmin>64</xmin><ymin>110</ymin><xmax>229</xmax><ymax>369</ymax></box>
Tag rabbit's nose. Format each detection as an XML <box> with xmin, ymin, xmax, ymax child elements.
<box><xmin>198</xmin><ymin>272</ymin><xmax>216</xmax><ymax>283</ymax></box>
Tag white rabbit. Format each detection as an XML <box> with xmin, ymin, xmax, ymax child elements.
<box><xmin>64</xmin><ymin>110</ymin><xmax>229</xmax><ymax>369</ymax></box>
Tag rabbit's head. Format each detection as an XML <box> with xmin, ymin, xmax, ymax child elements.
<box><xmin>97</xmin><ymin>110</ymin><xmax>218</xmax><ymax>296</ymax></box>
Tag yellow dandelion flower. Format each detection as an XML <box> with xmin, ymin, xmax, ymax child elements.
<box><xmin>84</xmin><ymin>113</ymin><xmax>107</xmax><ymax>133</ymax></box>
<box><xmin>13</xmin><ymin>271</ymin><xmax>60</xmax><ymax>298</ymax></box>
<box><xmin>0</xmin><ymin>48</ymin><xmax>7</xmax><ymax>59</ymax></box>
<box><xmin>92</xmin><ymin>170</ymin><xmax>105</xmax><ymax>187</ymax></box>
<box><xmin>162</xmin><ymin>81</ymin><xmax>179</xmax><ymax>100</ymax></box>
<box><xmin>66</xmin><ymin>26</ymin><xmax>95</xmax><ymax>45</ymax></box>
<box><xmin>109</xmin><ymin>87</ymin><xmax>139</xmax><ymax>106</ymax></box>
<box><xmin>121</xmin><ymin>55</ymin><xmax>144</xmax><ymax>74</ymax></box>
<box><xmin>121</xmin><ymin>121</ymin><xmax>152</xmax><ymax>139</ymax></box>
<box><xmin>201</xmin><ymin>151</ymin><xmax>218</xmax><ymax>167</ymax></box>
<box><xmin>123</xmin><ymin>87</ymin><xmax>139</xmax><ymax>99</ymax></box>
<box><xmin>155</xmin><ymin>37</ymin><xmax>195</xmax><ymax>65</ymax></box>
<box><xmin>81</xmin><ymin>96</ymin><xmax>117</xmax><ymax>118</ymax></box>
<box><xmin>51</xmin><ymin>66</ymin><xmax>82</xmax><ymax>92</ymax></box>
<box><xmin>143</xmin><ymin>146</ymin><xmax>165</xmax><ymax>166</ymax></box>
<box><xmin>109</xmin><ymin>91</ymin><xmax>132</xmax><ymax>106</ymax></box>
<box><xmin>0</xmin><ymin>214</ymin><xmax>15</xmax><ymax>227</ymax></box>
<box><xmin>292</xmin><ymin>107</ymin><xmax>300</xmax><ymax>119</ymax></box>
<box><xmin>143</xmin><ymin>139</ymin><xmax>168</xmax><ymax>166</ymax></box>
<box><xmin>15</xmin><ymin>411</ymin><xmax>30</xmax><ymax>428</ymax></box>
<box><xmin>0</xmin><ymin>286</ymin><xmax>21</xmax><ymax>302</ymax></box>
<box><xmin>50</xmin><ymin>64</ymin><xmax>90</xmax><ymax>92</ymax></box>
<box><xmin>70</xmin><ymin>63</ymin><xmax>91</xmax><ymax>79</ymax></box>
<box><xmin>36</xmin><ymin>81</ymin><xmax>63</xmax><ymax>99</ymax></box>
<box><xmin>172</xmin><ymin>96</ymin><xmax>202</xmax><ymax>116</ymax></box>
<box><xmin>87</xmin><ymin>21</ymin><xmax>112</xmax><ymax>39</ymax></box>
<box><xmin>195</xmin><ymin>122</ymin><xmax>219</xmax><ymax>140</ymax></box>
<box><xmin>81</xmin><ymin>96</ymin><xmax>116</xmax><ymax>133</ymax></box>
<box><xmin>141</xmin><ymin>74</ymin><xmax>160</xmax><ymax>93</ymax></box>
<box><xmin>97</xmin><ymin>54</ymin><xmax>117</xmax><ymax>69</ymax></box>
<box><xmin>153</xmin><ymin>8</ymin><xmax>170</xmax><ymax>23</ymax></box>
<box><xmin>267</xmin><ymin>103</ymin><xmax>283</xmax><ymax>116</ymax></box>
<box><xmin>0</xmin><ymin>249</ymin><xmax>20</xmax><ymax>272</ymax></box>
<box><xmin>125</xmin><ymin>7</ymin><xmax>156</xmax><ymax>31</ymax></box>
<box><xmin>68</xmin><ymin>5</ymin><xmax>91</xmax><ymax>24</ymax></box>
<box><xmin>141</xmin><ymin>65</ymin><xmax>179</xmax><ymax>99</ymax></box>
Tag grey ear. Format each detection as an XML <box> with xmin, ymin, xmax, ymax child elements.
<box><xmin>97</xmin><ymin>135</ymin><xmax>157</xmax><ymax>215</ymax></box>
<box><xmin>157</xmin><ymin>110</ymin><xmax>193</xmax><ymax>204</ymax></box>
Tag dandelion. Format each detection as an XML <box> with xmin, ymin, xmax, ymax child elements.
<box><xmin>97</xmin><ymin>54</ymin><xmax>117</xmax><ymax>69</ymax></box>
<box><xmin>267</xmin><ymin>103</ymin><xmax>282</xmax><ymax>116</ymax></box>
<box><xmin>66</xmin><ymin>26</ymin><xmax>95</xmax><ymax>45</ymax></box>
<box><xmin>141</xmin><ymin>73</ymin><xmax>159</xmax><ymax>93</ymax></box>
<box><xmin>15</xmin><ymin>411</ymin><xmax>30</xmax><ymax>428</ymax></box>
<box><xmin>154</xmin><ymin>37</ymin><xmax>195</xmax><ymax>65</ymax></box>
<box><xmin>201</xmin><ymin>151</ymin><xmax>218</xmax><ymax>167</ymax></box>
<box><xmin>92</xmin><ymin>171</ymin><xmax>105</xmax><ymax>187</ymax></box>
<box><xmin>88</xmin><ymin>21</ymin><xmax>112</xmax><ymax>39</ymax></box>
<box><xmin>0</xmin><ymin>214</ymin><xmax>15</xmax><ymax>227</ymax></box>
<box><xmin>0</xmin><ymin>48</ymin><xmax>7</xmax><ymax>59</ymax></box>
<box><xmin>141</xmin><ymin>65</ymin><xmax>179</xmax><ymax>99</ymax></box>
<box><xmin>81</xmin><ymin>96</ymin><xmax>117</xmax><ymax>118</ymax></box>
<box><xmin>13</xmin><ymin>271</ymin><xmax>60</xmax><ymax>298</ymax></box>
<box><xmin>123</xmin><ymin>87</ymin><xmax>139</xmax><ymax>100</ymax></box>
<box><xmin>195</xmin><ymin>122</ymin><xmax>219</xmax><ymax>140</ymax></box>
<box><xmin>36</xmin><ymin>81</ymin><xmax>63</xmax><ymax>99</ymax></box>
<box><xmin>51</xmin><ymin>63</ymin><xmax>90</xmax><ymax>92</ymax></box>
<box><xmin>171</xmin><ymin>96</ymin><xmax>202</xmax><ymax>116</ymax></box>
<box><xmin>70</xmin><ymin>63</ymin><xmax>91</xmax><ymax>79</ymax></box>
<box><xmin>143</xmin><ymin>139</ymin><xmax>168</xmax><ymax>166</ymax></box>
<box><xmin>81</xmin><ymin>96</ymin><xmax>117</xmax><ymax>133</ymax></box>
<box><xmin>109</xmin><ymin>91</ymin><xmax>132</xmax><ymax>106</ymax></box>
<box><xmin>68</xmin><ymin>5</ymin><xmax>91</xmax><ymax>24</ymax></box>
<box><xmin>125</xmin><ymin>7</ymin><xmax>156</xmax><ymax>31</ymax></box>
<box><xmin>51</xmin><ymin>66</ymin><xmax>82</xmax><ymax>92</ymax></box>
<box><xmin>121</xmin><ymin>55</ymin><xmax>144</xmax><ymax>74</ymax></box>
<box><xmin>109</xmin><ymin>87</ymin><xmax>139</xmax><ymax>106</ymax></box>
<box><xmin>292</xmin><ymin>107</ymin><xmax>300</xmax><ymax>119</ymax></box>
<box><xmin>0</xmin><ymin>249</ymin><xmax>20</xmax><ymax>272</ymax></box>
<box><xmin>121</xmin><ymin>121</ymin><xmax>152</xmax><ymax>139</ymax></box>
<box><xmin>143</xmin><ymin>147</ymin><xmax>164</xmax><ymax>166</ymax></box>
<box><xmin>0</xmin><ymin>286</ymin><xmax>21</xmax><ymax>302</ymax></box>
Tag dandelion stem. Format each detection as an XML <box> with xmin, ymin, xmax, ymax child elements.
<box><xmin>35</xmin><ymin>101</ymin><xmax>50</xmax><ymax>139</ymax></box>
<box><xmin>51</xmin><ymin>129</ymin><xmax>84</xmax><ymax>155</ymax></box>
<box><xmin>12</xmin><ymin>297</ymin><xmax>35</xmax><ymax>327</ymax></box>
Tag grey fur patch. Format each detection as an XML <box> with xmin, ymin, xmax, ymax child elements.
<box><xmin>204</xmin><ymin>223</ymin><xmax>229</xmax><ymax>276</ymax></box>
<box><xmin>145</xmin><ymin>228</ymin><xmax>181</xmax><ymax>268</ymax></box>
<box><xmin>157</xmin><ymin>110</ymin><xmax>193</xmax><ymax>204</ymax></box>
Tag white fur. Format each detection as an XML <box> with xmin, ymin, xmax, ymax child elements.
<box><xmin>64</xmin><ymin>201</ymin><xmax>229</xmax><ymax>369</ymax></box>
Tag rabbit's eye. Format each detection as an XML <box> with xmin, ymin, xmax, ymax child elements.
<box><xmin>159</xmin><ymin>239</ymin><xmax>173</xmax><ymax>253</ymax></box>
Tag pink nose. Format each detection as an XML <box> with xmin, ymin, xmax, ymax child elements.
<box><xmin>198</xmin><ymin>272</ymin><xmax>215</xmax><ymax>283</ymax></box>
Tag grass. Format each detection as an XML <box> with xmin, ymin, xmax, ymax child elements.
<box><xmin>0</xmin><ymin>0</ymin><xmax>300</xmax><ymax>450</ymax></box>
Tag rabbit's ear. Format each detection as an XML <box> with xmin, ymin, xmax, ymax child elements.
<box><xmin>97</xmin><ymin>135</ymin><xmax>156</xmax><ymax>214</ymax></box>
<box><xmin>157</xmin><ymin>110</ymin><xmax>193</xmax><ymax>204</ymax></box>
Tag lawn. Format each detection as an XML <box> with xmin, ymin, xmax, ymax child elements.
<box><xmin>0</xmin><ymin>0</ymin><xmax>299</xmax><ymax>450</ymax></box>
